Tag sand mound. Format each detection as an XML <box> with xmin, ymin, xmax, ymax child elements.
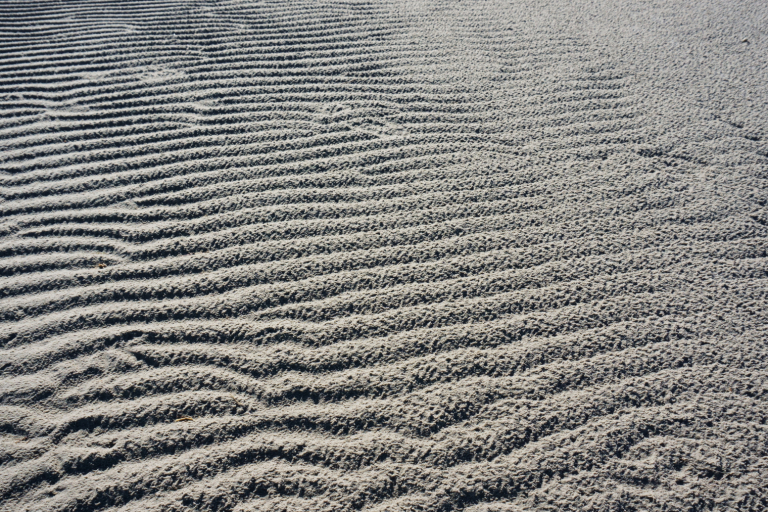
<box><xmin>1</xmin><ymin>0</ymin><xmax>767</xmax><ymax>510</ymax></box>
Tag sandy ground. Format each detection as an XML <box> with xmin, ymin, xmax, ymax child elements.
<box><xmin>1</xmin><ymin>0</ymin><xmax>767</xmax><ymax>510</ymax></box>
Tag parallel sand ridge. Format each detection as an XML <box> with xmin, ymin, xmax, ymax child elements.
<box><xmin>1</xmin><ymin>0</ymin><xmax>767</xmax><ymax>510</ymax></box>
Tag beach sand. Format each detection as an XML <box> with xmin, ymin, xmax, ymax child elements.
<box><xmin>1</xmin><ymin>0</ymin><xmax>767</xmax><ymax>510</ymax></box>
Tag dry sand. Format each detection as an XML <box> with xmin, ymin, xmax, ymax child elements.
<box><xmin>1</xmin><ymin>0</ymin><xmax>767</xmax><ymax>510</ymax></box>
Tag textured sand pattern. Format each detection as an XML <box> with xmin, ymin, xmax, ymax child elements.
<box><xmin>1</xmin><ymin>0</ymin><xmax>768</xmax><ymax>510</ymax></box>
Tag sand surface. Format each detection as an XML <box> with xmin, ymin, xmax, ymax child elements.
<box><xmin>1</xmin><ymin>0</ymin><xmax>767</xmax><ymax>510</ymax></box>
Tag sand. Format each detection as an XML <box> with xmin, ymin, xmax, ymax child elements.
<box><xmin>1</xmin><ymin>0</ymin><xmax>767</xmax><ymax>510</ymax></box>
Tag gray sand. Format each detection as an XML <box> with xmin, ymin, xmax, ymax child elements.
<box><xmin>1</xmin><ymin>0</ymin><xmax>767</xmax><ymax>510</ymax></box>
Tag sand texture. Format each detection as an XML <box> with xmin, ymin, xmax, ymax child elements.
<box><xmin>1</xmin><ymin>0</ymin><xmax>768</xmax><ymax>510</ymax></box>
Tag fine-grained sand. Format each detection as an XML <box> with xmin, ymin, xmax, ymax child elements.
<box><xmin>1</xmin><ymin>1</ymin><xmax>767</xmax><ymax>511</ymax></box>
